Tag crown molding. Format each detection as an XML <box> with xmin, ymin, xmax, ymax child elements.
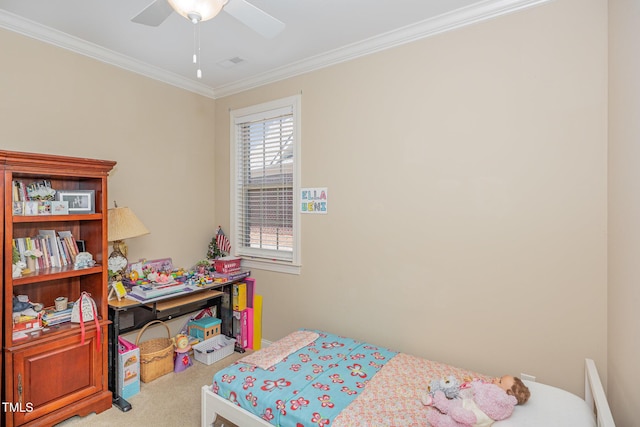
<box><xmin>0</xmin><ymin>9</ymin><xmax>216</xmax><ymax>99</ymax></box>
<box><xmin>213</xmin><ymin>0</ymin><xmax>552</xmax><ymax>98</ymax></box>
<box><xmin>0</xmin><ymin>0</ymin><xmax>551</xmax><ymax>100</ymax></box>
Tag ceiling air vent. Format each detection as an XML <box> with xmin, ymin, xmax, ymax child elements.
<box><xmin>217</xmin><ymin>57</ymin><xmax>245</xmax><ymax>69</ymax></box>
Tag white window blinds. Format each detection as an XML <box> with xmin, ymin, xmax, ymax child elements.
<box><xmin>232</xmin><ymin>99</ymin><xmax>299</xmax><ymax>265</ymax></box>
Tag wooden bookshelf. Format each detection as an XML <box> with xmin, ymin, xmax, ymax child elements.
<box><xmin>2</xmin><ymin>150</ymin><xmax>115</xmax><ymax>426</ymax></box>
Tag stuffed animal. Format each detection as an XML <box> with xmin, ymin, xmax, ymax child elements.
<box><xmin>425</xmin><ymin>380</ymin><xmax>517</xmax><ymax>427</ymax></box>
<box><xmin>427</xmin><ymin>375</ymin><xmax>462</xmax><ymax>400</ymax></box>
<box><xmin>13</xmin><ymin>295</ymin><xmax>33</xmax><ymax>312</ymax></box>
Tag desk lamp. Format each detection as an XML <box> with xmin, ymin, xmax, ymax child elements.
<box><xmin>107</xmin><ymin>202</ymin><xmax>149</xmax><ymax>280</ymax></box>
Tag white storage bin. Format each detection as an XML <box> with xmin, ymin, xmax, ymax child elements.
<box><xmin>193</xmin><ymin>335</ymin><xmax>236</xmax><ymax>365</ymax></box>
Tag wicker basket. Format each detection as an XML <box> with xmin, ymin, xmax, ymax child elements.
<box><xmin>135</xmin><ymin>320</ymin><xmax>175</xmax><ymax>383</ymax></box>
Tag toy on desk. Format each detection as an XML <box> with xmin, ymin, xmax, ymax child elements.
<box><xmin>172</xmin><ymin>268</ymin><xmax>187</xmax><ymax>280</ymax></box>
<box><xmin>173</xmin><ymin>334</ymin><xmax>192</xmax><ymax>373</ymax></box>
<box><xmin>146</xmin><ymin>271</ymin><xmax>173</xmax><ymax>283</ymax></box>
<box><xmin>108</xmin><ymin>281</ymin><xmax>128</xmax><ymax>301</ymax></box>
<box><xmin>195</xmin><ymin>259</ymin><xmax>211</xmax><ymax>275</ymax></box>
<box><xmin>197</xmin><ymin>276</ymin><xmax>214</xmax><ymax>286</ymax></box>
<box><xmin>183</xmin><ymin>273</ymin><xmax>214</xmax><ymax>287</ymax></box>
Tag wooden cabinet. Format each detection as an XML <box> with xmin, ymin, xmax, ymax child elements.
<box><xmin>2</xmin><ymin>150</ymin><xmax>115</xmax><ymax>426</ymax></box>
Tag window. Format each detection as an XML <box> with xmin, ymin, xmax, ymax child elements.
<box><xmin>230</xmin><ymin>95</ymin><xmax>301</xmax><ymax>274</ymax></box>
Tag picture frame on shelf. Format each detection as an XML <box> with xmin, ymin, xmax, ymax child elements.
<box><xmin>24</xmin><ymin>201</ymin><xmax>38</xmax><ymax>216</ymax></box>
<box><xmin>57</xmin><ymin>190</ymin><xmax>95</xmax><ymax>214</ymax></box>
<box><xmin>13</xmin><ymin>201</ymin><xmax>24</xmax><ymax>216</ymax></box>
<box><xmin>51</xmin><ymin>200</ymin><xmax>69</xmax><ymax>215</ymax></box>
<box><xmin>38</xmin><ymin>200</ymin><xmax>52</xmax><ymax>215</ymax></box>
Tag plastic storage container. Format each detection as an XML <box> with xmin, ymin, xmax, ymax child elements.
<box><xmin>193</xmin><ymin>335</ymin><xmax>236</xmax><ymax>365</ymax></box>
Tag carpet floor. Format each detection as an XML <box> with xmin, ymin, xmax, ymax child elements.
<box><xmin>55</xmin><ymin>350</ymin><xmax>245</xmax><ymax>427</ymax></box>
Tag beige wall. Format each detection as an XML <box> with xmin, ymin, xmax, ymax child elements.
<box><xmin>1</xmin><ymin>0</ymin><xmax>623</xmax><ymax>417</ymax></box>
<box><xmin>0</xmin><ymin>28</ymin><xmax>217</xmax><ymax>268</ymax></box>
<box><xmin>608</xmin><ymin>1</ymin><xmax>640</xmax><ymax>426</ymax></box>
<box><xmin>215</xmin><ymin>0</ymin><xmax>607</xmax><ymax>398</ymax></box>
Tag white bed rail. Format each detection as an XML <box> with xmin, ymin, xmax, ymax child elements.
<box><xmin>202</xmin><ymin>384</ymin><xmax>272</xmax><ymax>427</ymax></box>
<box><xmin>585</xmin><ymin>358</ymin><xmax>616</xmax><ymax>427</ymax></box>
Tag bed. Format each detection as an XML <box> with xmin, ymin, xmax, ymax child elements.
<box><xmin>201</xmin><ymin>330</ymin><xmax>615</xmax><ymax>427</ymax></box>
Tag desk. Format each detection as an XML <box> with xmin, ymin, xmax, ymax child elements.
<box><xmin>108</xmin><ymin>277</ymin><xmax>247</xmax><ymax>412</ymax></box>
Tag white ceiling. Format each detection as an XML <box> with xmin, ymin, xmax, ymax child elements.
<box><xmin>0</xmin><ymin>0</ymin><xmax>549</xmax><ymax>98</ymax></box>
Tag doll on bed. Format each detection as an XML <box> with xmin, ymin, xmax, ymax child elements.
<box><xmin>423</xmin><ymin>375</ymin><xmax>530</xmax><ymax>427</ymax></box>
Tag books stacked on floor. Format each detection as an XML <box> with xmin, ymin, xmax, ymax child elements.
<box><xmin>42</xmin><ymin>303</ymin><xmax>74</xmax><ymax>326</ymax></box>
<box><xmin>130</xmin><ymin>280</ymin><xmax>188</xmax><ymax>300</ymax></box>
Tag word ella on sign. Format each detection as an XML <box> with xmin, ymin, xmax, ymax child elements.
<box><xmin>301</xmin><ymin>187</ymin><xmax>328</xmax><ymax>214</ymax></box>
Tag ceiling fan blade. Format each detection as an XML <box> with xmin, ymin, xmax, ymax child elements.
<box><xmin>224</xmin><ymin>0</ymin><xmax>285</xmax><ymax>38</ymax></box>
<box><xmin>131</xmin><ymin>0</ymin><xmax>174</xmax><ymax>26</ymax></box>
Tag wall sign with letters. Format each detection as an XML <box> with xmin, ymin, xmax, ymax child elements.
<box><xmin>301</xmin><ymin>187</ymin><xmax>327</xmax><ymax>214</ymax></box>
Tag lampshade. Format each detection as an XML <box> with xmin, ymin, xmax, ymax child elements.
<box><xmin>168</xmin><ymin>0</ymin><xmax>228</xmax><ymax>22</ymax></box>
<box><xmin>108</xmin><ymin>206</ymin><xmax>150</xmax><ymax>242</ymax></box>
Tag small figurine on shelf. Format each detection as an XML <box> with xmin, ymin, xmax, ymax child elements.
<box><xmin>12</xmin><ymin>246</ymin><xmax>26</xmax><ymax>278</ymax></box>
<box><xmin>75</xmin><ymin>252</ymin><xmax>96</xmax><ymax>269</ymax></box>
<box><xmin>13</xmin><ymin>295</ymin><xmax>34</xmax><ymax>313</ymax></box>
<box><xmin>23</xmin><ymin>249</ymin><xmax>43</xmax><ymax>273</ymax></box>
<box><xmin>13</xmin><ymin>262</ymin><xmax>26</xmax><ymax>278</ymax></box>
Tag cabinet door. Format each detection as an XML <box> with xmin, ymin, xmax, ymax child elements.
<box><xmin>10</xmin><ymin>328</ymin><xmax>105</xmax><ymax>426</ymax></box>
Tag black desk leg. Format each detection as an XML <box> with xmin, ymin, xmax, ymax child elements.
<box><xmin>109</xmin><ymin>308</ymin><xmax>132</xmax><ymax>412</ymax></box>
<box><xmin>220</xmin><ymin>283</ymin><xmax>245</xmax><ymax>353</ymax></box>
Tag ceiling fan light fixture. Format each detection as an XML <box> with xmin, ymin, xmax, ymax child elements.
<box><xmin>168</xmin><ymin>0</ymin><xmax>228</xmax><ymax>22</ymax></box>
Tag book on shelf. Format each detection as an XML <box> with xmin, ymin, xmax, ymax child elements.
<box><xmin>130</xmin><ymin>281</ymin><xmax>188</xmax><ymax>299</ymax></box>
<box><xmin>41</xmin><ymin>303</ymin><xmax>74</xmax><ymax>326</ymax></box>
<box><xmin>11</xmin><ymin>179</ymin><xmax>53</xmax><ymax>202</ymax></box>
<box><xmin>13</xmin><ymin>230</ymin><xmax>80</xmax><ymax>271</ymax></box>
<box><xmin>38</xmin><ymin>230</ymin><xmax>62</xmax><ymax>267</ymax></box>
<box><xmin>58</xmin><ymin>237</ymin><xmax>70</xmax><ymax>265</ymax></box>
<box><xmin>14</xmin><ymin>238</ymin><xmax>26</xmax><ymax>263</ymax></box>
<box><xmin>12</xmin><ymin>180</ymin><xmax>27</xmax><ymax>202</ymax></box>
<box><xmin>58</xmin><ymin>231</ymin><xmax>79</xmax><ymax>262</ymax></box>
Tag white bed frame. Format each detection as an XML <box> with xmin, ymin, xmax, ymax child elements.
<box><xmin>585</xmin><ymin>359</ymin><xmax>616</xmax><ymax>427</ymax></box>
<box><xmin>201</xmin><ymin>358</ymin><xmax>615</xmax><ymax>427</ymax></box>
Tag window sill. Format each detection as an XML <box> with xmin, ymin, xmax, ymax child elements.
<box><xmin>241</xmin><ymin>258</ymin><xmax>301</xmax><ymax>275</ymax></box>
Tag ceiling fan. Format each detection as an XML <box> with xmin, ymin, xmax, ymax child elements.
<box><xmin>131</xmin><ymin>0</ymin><xmax>285</xmax><ymax>38</ymax></box>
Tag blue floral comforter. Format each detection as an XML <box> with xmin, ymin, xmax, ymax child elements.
<box><xmin>212</xmin><ymin>330</ymin><xmax>398</xmax><ymax>427</ymax></box>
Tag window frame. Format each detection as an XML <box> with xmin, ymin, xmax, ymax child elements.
<box><xmin>230</xmin><ymin>95</ymin><xmax>302</xmax><ymax>275</ymax></box>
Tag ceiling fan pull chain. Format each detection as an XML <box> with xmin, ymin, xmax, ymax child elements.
<box><xmin>197</xmin><ymin>22</ymin><xmax>202</xmax><ymax>79</ymax></box>
<box><xmin>193</xmin><ymin>22</ymin><xmax>197</xmax><ymax>64</ymax></box>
